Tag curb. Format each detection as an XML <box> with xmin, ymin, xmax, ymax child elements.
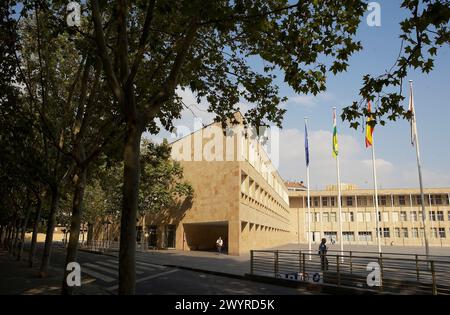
<box><xmin>162</xmin><ymin>264</ymin><xmax>247</xmax><ymax>280</ymax></box>
<box><xmin>79</xmin><ymin>248</ymin><xmax>118</xmax><ymax>258</ymax></box>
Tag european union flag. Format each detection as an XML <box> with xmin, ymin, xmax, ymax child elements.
<box><xmin>305</xmin><ymin>124</ymin><xmax>309</xmax><ymax>167</ymax></box>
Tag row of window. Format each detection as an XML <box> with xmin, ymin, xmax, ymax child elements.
<box><xmin>241</xmin><ymin>172</ymin><xmax>288</xmax><ymax>214</ymax></box>
<box><xmin>307</xmin><ymin>194</ymin><xmax>450</xmax><ymax>208</ymax></box>
<box><xmin>320</xmin><ymin>228</ymin><xmax>447</xmax><ymax>241</ymax></box>
<box><xmin>307</xmin><ymin>210</ymin><xmax>450</xmax><ymax>223</ymax></box>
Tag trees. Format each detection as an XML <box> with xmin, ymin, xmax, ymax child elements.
<box><xmin>342</xmin><ymin>0</ymin><xmax>450</xmax><ymax>128</ymax></box>
<box><xmin>90</xmin><ymin>0</ymin><xmax>366</xmax><ymax>294</ymax></box>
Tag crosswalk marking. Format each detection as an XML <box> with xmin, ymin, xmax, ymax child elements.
<box><xmin>82</xmin><ymin>267</ymin><xmax>115</xmax><ymax>282</ymax></box>
<box><xmin>95</xmin><ymin>261</ymin><xmax>144</xmax><ymax>274</ymax></box>
<box><xmin>106</xmin><ymin>259</ymin><xmax>165</xmax><ymax>271</ymax></box>
<box><xmin>107</xmin><ymin>269</ymin><xmax>179</xmax><ymax>291</ymax></box>
<box><xmin>84</xmin><ymin>263</ymin><xmax>118</xmax><ymax>276</ymax></box>
<box><xmin>135</xmin><ymin>261</ymin><xmax>166</xmax><ymax>270</ymax></box>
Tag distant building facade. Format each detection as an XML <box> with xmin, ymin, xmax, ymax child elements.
<box><xmin>290</xmin><ymin>186</ymin><xmax>450</xmax><ymax>246</ymax></box>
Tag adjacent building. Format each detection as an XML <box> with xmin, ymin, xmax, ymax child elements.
<box><xmin>289</xmin><ymin>185</ymin><xmax>450</xmax><ymax>246</ymax></box>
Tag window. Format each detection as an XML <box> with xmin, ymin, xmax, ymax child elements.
<box><xmin>432</xmin><ymin>195</ymin><xmax>442</xmax><ymax>205</ymax></box>
<box><xmin>395</xmin><ymin>228</ymin><xmax>401</xmax><ymax>238</ymax></box>
<box><xmin>343</xmin><ymin>232</ymin><xmax>355</xmax><ymax>241</ymax></box>
<box><xmin>322</xmin><ymin>197</ymin><xmax>328</xmax><ymax>207</ymax></box>
<box><xmin>379</xmin><ymin>228</ymin><xmax>390</xmax><ymax>238</ymax></box>
<box><xmin>410</xmin><ymin>211</ymin><xmax>418</xmax><ymax>222</ymax></box>
<box><xmin>330</xmin><ymin>197</ymin><xmax>336</xmax><ymax>207</ymax></box>
<box><xmin>402</xmin><ymin>228</ymin><xmax>408</xmax><ymax>238</ymax></box>
<box><xmin>359</xmin><ymin>196</ymin><xmax>367</xmax><ymax>206</ymax></box>
<box><xmin>431</xmin><ymin>228</ymin><xmax>438</xmax><ymax>238</ymax></box>
<box><xmin>392</xmin><ymin>212</ymin><xmax>399</xmax><ymax>222</ymax></box>
<box><xmin>429</xmin><ymin>211</ymin><xmax>436</xmax><ymax>221</ymax></box>
<box><xmin>446</xmin><ymin>195</ymin><xmax>450</xmax><ymax>205</ymax></box>
<box><xmin>323</xmin><ymin>212</ymin><xmax>330</xmax><ymax>222</ymax></box>
<box><xmin>313</xmin><ymin>197</ymin><xmax>320</xmax><ymax>207</ymax></box>
<box><xmin>365</xmin><ymin>212</ymin><xmax>371</xmax><ymax>222</ymax></box>
<box><xmin>348</xmin><ymin>212</ymin><xmax>354</xmax><ymax>222</ymax></box>
<box><xmin>412</xmin><ymin>228</ymin><xmax>419</xmax><ymax>238</ymax></box>
<box><xmin>438</xmin><ymin>228</ymin><xmax>446</xmax><ymax>238</ymax></box>
<box><xmin>324</xmin><ymin>232</ymin><xmax>337</xmax><ymax>243</ymax></box>
<box><xmin>341</xmin><ymin>212</ymin><xmax>346</xmax><ymax>222</ymax></box>
<box><xmin>382</xmin><ymin>212</ymin><xmax>388</xmax><ymax>222</ymax></box>
<box><xmin>358</xmin><ymin>231</ymin><xmax>372</xmax><ymax>242</ymax></box>
<box><xmin>399</xmin><ymin>195</ymin><xmax>406</xmax><ymax>206</ymax></box>
<box><xmin>437</xmin><ymin>211</ymin><xmax>444</xmax><ymax>221</ymax></box>
<box><xmin>400</xmin><ymin>211</ymin><xmax>408</xmax><ymax>221</ymax></box>
<box><xmin>314</xmin><ymin>212</ymin><xmax>320</xmax><ymax>222</ymax></box>
<box><xmin>357</xmin><ymin>212</ymin><xmax>364</xmax><ymax>222</ymax></box>
<box><xmin>346</xmin><ymin>196</ymin><xmax>353</xmax><ymax>207</ymax></box>
<box><xmin>448</xmin><ymin>211</ymin><xmax>450</xmax><ymax>221</ymax></box>
<box><xmin>419</xmin><ymin>228</ymin><xmax>425</xmax><ymax>238</ymax></box>
<box><xmin>330</xmin><ymin>212</ymin><xmax>337</xmax><ymax>222</ymax></box>
<box><xmin>378</xmin><ymin>196</ymin><xmax>387</xmax><ymax>206</ymax></box>
<box><xmin>416</xmin><ymin>195</ymin><xmax>422</xmax><ymax>205</ymax></box>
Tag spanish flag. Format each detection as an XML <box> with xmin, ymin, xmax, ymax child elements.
<box><xmin>365</xmin><ymin>101</ymin><xmax>374</xmax><ymax>148</ymax></box>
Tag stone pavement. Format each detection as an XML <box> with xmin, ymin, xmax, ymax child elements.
<box><xmin>0</xmin><ymin>249</ymin><xmax>111</xmax><ymax>295</ymax></box>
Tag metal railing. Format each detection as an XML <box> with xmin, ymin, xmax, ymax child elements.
<box><xmin>79</xmin><ymin>240</ymin><xmax>120</xmax><ymax>252</ymax></box>
<box><xmin>250</xmin><ymin>250</ymin><xmax>450</xmax><ymax>295</ymax></box>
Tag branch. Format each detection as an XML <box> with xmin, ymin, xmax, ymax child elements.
<box><xmin>91</xmin><ymin>0</ymin><xmax>124</xmax><ymax>103</ymax></box>
<box><xmin>126</xmin><ymin>0</ymin><xmax>156</xmax><ymax>87</ymax></box>
<box><xmin>145</xmin><ymin>21</ymin><xmax>199</xmax><ymax>123</ymax></box>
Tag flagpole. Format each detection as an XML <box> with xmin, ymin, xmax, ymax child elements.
<box><xmin>371</xmin><ymin>139</ymin><xmax>382</xmax><ymax>254</ymax></box>
<box><xmin>305</xmin><ymin>117</ymin><xmax>312</xmax><ymax>260</ymax></box>
<box><xmin>333</xmin><ymin>107</ymin><xmax>344</xmax><ymax>262</ymax></box>
<box><xmin>409</xmin><ymin>80</ymin><xmax>430</xmax><ymax>262</ymax></box>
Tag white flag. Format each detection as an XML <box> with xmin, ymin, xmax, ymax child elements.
<box><xmin>408</xmin><ymin>82</ymin><xmax>417</xmax><ymax>146</ymax></box>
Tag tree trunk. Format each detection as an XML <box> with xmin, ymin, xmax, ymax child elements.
<box><xmin>61</xmin><ymin>165</ymin><xmax>87</xmax><ymax>295</ymax></box>
<box><xmin>11</xmin><ymin>218</ymin><xmax>20</xmax><ymax>255</ymax></box>
<box><xmin>87</xmin><ymin>223</ymin><xmax>94</xmax><ymax>246</ymax></box>
<box><xmin>39</xmin><ymin>186</ymin><xmax>59</xmax><ymax>277</ymax></box>
<box><xmin>17</xmin><ymin>207</ymin><xmax>32</xmax><ymax>261</ymax></box>
<box><xmin>119</xmin><ymin>123</ymin><xmax>142</xmax><ymax>295</ymax></box>
<box><xmin>29</xmin><ymin>195</ymin><xmax>42</xmax><ymax>267</ymax></box>
<box><xmin>0</xmin><ymin>225</ymin><xmax>4</xmax><ymax>246</ymax></box>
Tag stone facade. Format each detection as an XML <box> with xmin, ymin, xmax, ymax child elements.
<box><xmin>144</xmin><ymin>113</ymin><xmax>295</xmax><ymax>255</ymax></box>
<box><xmin>290</xmin><ymin>187</ymin><xmax>450</xmax><ymax>247</ymax></box>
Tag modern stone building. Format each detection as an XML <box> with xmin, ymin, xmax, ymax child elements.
<box><xmin>289</xmin><ymin>185</ymin><xmax>450</xmax><ymax>247</ymax></box>
<box><xmin>144</xmin><ymin>113</ymin><xmax>295</xmax><ymax>255</ymax></box>
<box><xmin>142</xmin><ymin>113</ymin><xmax>450</xmax><ymax>255</ymax></box>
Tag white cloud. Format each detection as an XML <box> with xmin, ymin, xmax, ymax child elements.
<box><xmin>277</xmin><ymin>127</ymin><xmax>449</xmax><ymax>189</ymax></box>
<box><xmin>287</xmin><ymin>92</ymin><xmax>335</xmax><ymax>108</ymax></box>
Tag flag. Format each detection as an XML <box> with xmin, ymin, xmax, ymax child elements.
<box><xmin>305</xmin><ymin>123</ymin><xmax>309</xmax><ymax>167</ymax></box>
<box><xmin>365</xmin><ymin>101</ymin><xmax>374</xmax><ymax>148</ymax></box>
<box><xmin>332</xmin><ymin>109</ymin><xmax>339</xmax><ymax>157</ymax></box>
<box><xmin>409</xmin><ymin>82</ymin><xmax>417</xmax><ymax>146</ymax></box>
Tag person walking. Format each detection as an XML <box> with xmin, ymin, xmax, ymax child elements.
<box><xmin>216</xmin><ymin>237</ymin><xmax>223</xmax><ymax>254</ymax></box>
<box><xmin>319</xmin><ymin>238</ymin><xmax>329</xmax><ymax>271</ymax></box>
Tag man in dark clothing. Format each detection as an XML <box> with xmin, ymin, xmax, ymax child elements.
<box><xmin>319</xmin><ymin>238</ymin><xmax>329</xmax><ymax>271</ymax></box>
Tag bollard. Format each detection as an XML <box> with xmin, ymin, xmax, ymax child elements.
<box><xmin>415</xmin><ymin>254</ymin><xmax>420</xmax><ymax>282</ymax></box>
<box><xmin>274</xmin><ymin>250</ymin><xmax>279</xmax><ymax>277</ymax></box>
<box><xmin>431</xmin><ymin>261</ymin><xmax>437</xmax><ymax>295</ymax></box>
<box><xmin>350</xmin><ymin>251</ymin><xmax>353</xmax><ymax>274</ymax></box>
<box><xmin>250</xmin><ymin>250</ymin><xmax>254</xmax><ymax>275</ymax></box>
<box><xmin>337</xmin><ymin>255</ymin><xmax>341</xmax><ymax>287</ymax></box>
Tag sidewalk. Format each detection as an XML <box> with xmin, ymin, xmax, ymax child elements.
<box><xmin>0</xmin><ymin>249</ymin><xmax>111</xmax><ymax>295</ymax></box>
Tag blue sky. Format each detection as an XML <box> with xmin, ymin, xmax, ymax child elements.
<box><xmin>150</xmin><ymin>0</ymin><xmax>450</xmax><ymax>189</ymax></box>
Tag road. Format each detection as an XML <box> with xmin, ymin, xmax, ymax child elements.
<box><xmin>22</xmin><ymin>243</ymin><xmax>314</xmax><ymax>295</ymax></box>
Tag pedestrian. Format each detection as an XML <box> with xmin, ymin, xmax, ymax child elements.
<box><xmin>318</xmin><ymin>238</ymin><xmax>329</xmax><ymax>271</ymax></box>
<box><xmin>216</xmin><ymin>236</ymin><xmax>223</xmax><ymax>254</ymax></box>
